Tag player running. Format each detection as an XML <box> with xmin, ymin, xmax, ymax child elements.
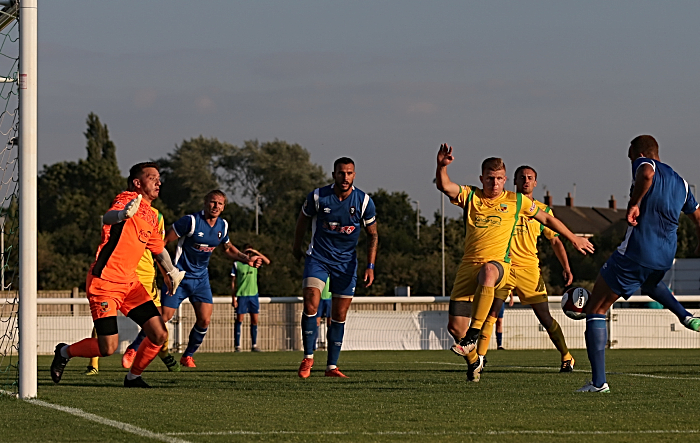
<box><xmin>435</xmin><ymin>144</ymin><xmax>594</xmax><ymax>382</ymax></box>
<box><xmin>293</xmin><ymin>157</ymin><xmax>378</xmax><ymax>378</ymax></box>
<box><xmin>160</xmin><ymin>190</ymin><xmax>262</xmax><ymax>368</ymax></box>
<box><xmin>87</xmin><ymin>164</ymin><xmax>180</xmax><ymax>375</ymax></box>
<box><xmin>50</xmin><ymin>162</ymin><xmax>186</xmax><ymax>388</ymax></box>
<box><xmin>578</xmin><ymin>135</ymin><xmax>700</xmax><ymax>393</ymax></box>
<box><xmin>231</xmin><ymin>244</ymin><xmax>271</xmax><ymax>352</ymax></box>
<box><xmin>462</xmin><ymin>165</ymin><xmax>577</xmax><ymax>381</ymax></box>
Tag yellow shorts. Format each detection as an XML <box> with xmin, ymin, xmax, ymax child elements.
<box><xmin>496</xmin><ymin>266</ymin><xmax>548</xmax><ymax>305</ymax></box>
<box><xmin>139</xmin><ymin>277</ymin><xmax>161</xmax><ymax>308</ymax></box>
<box><xmin>450</xmin><ymin>260</ymin><xmax>511</xmax><ymax>302</ymax></box>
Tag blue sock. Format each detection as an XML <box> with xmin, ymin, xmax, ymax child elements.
<box><xmin>250</xmin><ymin>324</ymin><xmax>258</xmax><ymax>347</ymax></box>
<box><xmin>128</xmin><ymin>330</ymin><xmax>146</xmax><ymax>351</ymax></box>
<box><xmin>644</xmin><ymin>282</ymin><xmax>691</xmax><ymax>321</ymax></box>
<box><xmin>301</xmin><ymin>313</ymin><xmax>317</xmax><ymax>356</ymax></box>
<box><xmin>496</xmin><ymin>332</ymin><xmax>503</xmax><ymax>347</ymax></box>
<box><xmin>327</xmin><ymin>320</ymin><xmax>345</xmax><ymax>367</ymax></box>
<box><xmin>311</xmin><ymin>315</ymin><xmax>319</xmax><ymax>351</ymax></box>
<box><xmin>184</xmin><ymin>325</ymin><xmax>208</xmax><ymax>357</ymax></box>
<box><xmin>234</xmin><ymin>321</ymin><xmax>242</xmax><ymax>347</ymax></box>
<box><xmin>585</xmin><ymin>314</ymin><xmax>607</xmax><ymax>387</ymax></box>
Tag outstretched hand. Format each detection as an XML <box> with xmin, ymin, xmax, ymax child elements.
<box><xmin>571</xmin><ymin>236</ymin><xmax>595</xmax><ymax>255</ymax></box>
<box><xmin>248</xmin><ymin>256</ymin><xmax>264</xmax><ymax>268</ymax></box>
<box><xmin>437</xmin><ymin>143</ymin><xmax>455</xmax><ymax>167</ymax></box>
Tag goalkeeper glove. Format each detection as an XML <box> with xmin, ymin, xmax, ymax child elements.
<box><xmin>119</xmin><ymin>194</ymin><xmax>142</xmax><ymax>221</ymax></box>
<box><xmin>166</xmin><ymin>268</ymin><xmax>186</xmax><ymax>295</ymax></box>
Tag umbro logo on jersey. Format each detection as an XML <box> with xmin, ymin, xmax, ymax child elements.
<box><xmin>324</xmin><ymin>207</ymin><xmax>331</xmax><ymax>213</ymax></box>
<box><xmin>197</xmin><ymin>232</ymin><xmax>204</xmax><ymax>237</ymax></box>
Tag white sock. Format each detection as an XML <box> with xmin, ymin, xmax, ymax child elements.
<box><xmin>126</xmin><ymin>372</ymin><xmax>140</xmax><ymax>381</ymax></box>
<box><xmin>304</xmin><ymin>354</ymin><xmax>314</xmax><ymax>359</ymax></box>
<box><xmin>326</xmin><ymin>365</ymin><xmax>337</xmax><ymax>371</ymax></box>
<box><xmin>60</xmin><ymin>345</ymin><xmax>71</xmax><ymax>359</ymax></box>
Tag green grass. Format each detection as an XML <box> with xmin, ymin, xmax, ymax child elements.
<box><xmin>2</xmin><ymin>349</ymin><xmax>700</xmax><ymax>443</ymax></box>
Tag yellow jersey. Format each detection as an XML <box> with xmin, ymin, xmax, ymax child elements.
<box><xmin>135</xmin><ymin>207</ymin><xmax>165</xmax><ymax>287</ymax></box>
<box><xmin>451</xmin><ymin>185</ymin><xmax>539</xmax><ymax>264</ymax></box>
<box><xmin>509</xmin><ymin>200</ymin><xmax>558</xmax><ymax>269</ymax></box>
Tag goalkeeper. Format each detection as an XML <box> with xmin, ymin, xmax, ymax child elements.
<box><xmin>50</xmin><ymin>162</ymin><xmax>185</xmax><ymax>388</ymax></box>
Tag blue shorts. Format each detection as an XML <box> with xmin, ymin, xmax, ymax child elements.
<box><xmin>497</xmin><ymin>302</ymin><xmax>505</xmax><ymax>319</ymax></box>
<box><xmin>599</xmin><ymin>251</ymin><xmax>667</xmax><ymax>299</ymax></box>
<box><xmin>303</xmin><ymin>255</ymin><xmax>357</xmax><ymax>297</ymax></box>
<box><xmin>318</xmin><ymin>298</ymin><xmax>332</xmax><ymax>318</ymax></box>
<box><xmin>236</xmin><ymin>295</ymin><xmax>260</xmax><ymax>314</ymax></box>
<box><xmin>161</xmin><ymin>277</ymin><xmax>213</xmax><ymax>309</ymax></box>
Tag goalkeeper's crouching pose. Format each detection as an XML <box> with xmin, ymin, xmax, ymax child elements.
<box><xmin>50</xmin><ymin>163</ymin><xmax>185</xmax><ymax>388</ymax></box>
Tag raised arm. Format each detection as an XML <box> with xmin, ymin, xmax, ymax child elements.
<box><xmin>549</xmin><ymin>236</ymin><xmax>573</xmax><ymax>286</ymax></box>
<box><xmin>364</xmin><ymin>222</ymin><xmax>378</xmax><ymax>287</ymax></box>
<box><xmin>223</xmin><ymin>242</ymin><xmax>259</xmax><ymax>267</ymax></box>
<box><xmin>102</xmin><ymin>194</ymin><xmax>142</xmax><ymax>225</ymax></box>
<box><xmin>627</xmin><ymin>163</ymin><xmax>655</xmax><ymax>226</ymax></box>
<box><xmin>292</xmin><ymin>210</ymin><xmax>311</xmax><ymax>261</ymax></box>
<box><xmin>534</xmin><ymin>210</ymin><xmax>595</xmax><ymax>255</ymax></box>
<box><xmin>435</xmin><ymin>144</ymin><xmax>461</xmax><ymax>200</ymax></box>
<box><xmin>246</xmin><ymin>248</ymin><xmax>271</xmax><ymax>265</ymax></box>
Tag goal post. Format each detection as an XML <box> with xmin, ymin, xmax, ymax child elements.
<box><xmin>18</xmin><ymin>0</ymin><xmax>37</xmax><ymax>400</ymax></box>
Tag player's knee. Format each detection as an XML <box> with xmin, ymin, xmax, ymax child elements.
<box><xmin>197</xmin><ymin>318</ymin><xmax>211</xmax><ymax>329</ymax></box>
<box><xmin>447</xmin><ymin>321</ymin><xmax>466</xmax><ymax>341</ymax></box>
<box><xmin>99</xmin><ymin>341</ymin><xmax>118</xmax><ymax>357</ymax></box>
<box><xmin>152</xmin><ymin>328</ymin><xmax>168</xmax><ymax>346</ymax></box>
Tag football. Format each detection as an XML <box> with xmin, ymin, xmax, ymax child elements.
<box><xmin>561</xmin><ymin>287</ymin><xmax>590</xmax><ymax>320</ymax></box>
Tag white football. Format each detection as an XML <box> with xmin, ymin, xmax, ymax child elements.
<box><xmin>561</xmin><ymin>287</ymin><xmax>590</xmax><ymax>320</ymax></box>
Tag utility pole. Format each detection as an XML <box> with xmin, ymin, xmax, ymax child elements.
<box><xmin>412</xmin><ymin>200</ymin><xmax>420</xmax><ymax>240</ymax></box>
<box><xmin>255</xmin><ymin>194</ymin><xmax>259</xmax><ymax>235</ymax></box>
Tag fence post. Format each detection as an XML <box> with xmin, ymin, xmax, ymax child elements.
<box><xmin>175</xmin><ymin>304</ymin><xmax>183</xmax><ymax>352</ymax></box>
<box><xmin>71</xmin><ymin>287</ymin><xmax>78</xmax><ymax>317</ymax></box>
<box><xmin>607</xmin><ymin>303</ymin><xmax>614</xmax><ymax>349</ymax></box>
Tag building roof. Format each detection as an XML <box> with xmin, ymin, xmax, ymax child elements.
<box><xmin>549</xmin><ymin>205</ymin><xmax>626</xmax><ymax>237</ymax></box>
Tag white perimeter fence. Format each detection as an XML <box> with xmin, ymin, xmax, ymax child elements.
<box><xmin>3</xmin><ymin>294</ymin><xmax>700</xmax><ymax>355</ymax></box>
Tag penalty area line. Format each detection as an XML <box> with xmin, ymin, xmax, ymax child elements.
<box><xmin>166</xmin><ymin>429</ymin><xmax>700</xmax><ymax>437</ymax></box>
<box><xmin>24</xmin><ymin>398</ymin><xmax>192</xmax><ymax>443</ymax></box>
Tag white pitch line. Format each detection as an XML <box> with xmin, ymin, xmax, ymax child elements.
<box><xmin>167</xmin><ymin>429</ymin><xmax>700</xmax><ymax>437</ymax></box>
<box><xmin>377</xmin><ymin>361</ymin><xmax>700</xmax><ymax>381</ymax></box>
<box><xmin>26</xmin><ymin>399</ymin><xmax>192</xmax><ymax>443</ymax></box>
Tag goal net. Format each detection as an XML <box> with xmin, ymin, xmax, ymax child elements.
<box><xmin>0</xmin><ymin>0</ymin><xmax>20</xmax><ymax>396</ymax></box>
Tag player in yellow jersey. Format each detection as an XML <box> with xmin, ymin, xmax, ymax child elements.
<box><xmin>435</xmin><ymin>144</ymin><xmax>594</xmax><ymax>382</ymax></box>
<box><xmin>466</xmin><ymin>165</ymin><xmax>576</xmax><ymax>378</ymax></box>
<box><xmin>84</xmin><ymin>163</ymin><xmax>180</xmax><ymax>375</ymax></box>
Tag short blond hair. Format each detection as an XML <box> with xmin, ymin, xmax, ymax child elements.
<box><xmin>481</xmin><ymin>157</ymin><xmax>506</xmax><ymax>175</ymax></box>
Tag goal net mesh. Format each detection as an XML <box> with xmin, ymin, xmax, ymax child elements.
<box><xmin>0</xmin><ymin>0</ymin><xmax>20</xmax><ymax>395</ymax></box>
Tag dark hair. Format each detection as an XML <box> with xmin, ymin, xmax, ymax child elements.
<box><xmin>333</xmin><ymin>157</ymin><xmax>355</xmax><ymax>172</ymax></box>
<box><xmin>630</xmin><ymin>135</ymin><xmax>659</xmax><ymax>158</ymax></box>
<box><xmin>481</xmin><ymin>157</ymin><xmax>505</xmax><ymax>175</ymax></box>
<box><xmin>127</xmin><ymin>162</ymin><xmax>159</xmax><ymax>191</ymax></box>
<box><xmin>204</xmin><ymin>189</ymin><xmax>227</xmax><ymax>204</ymax></box>
<box><xmin>514</xmin><ymin>165</ymin><xmax>537</xmax><ymax>180</ymax></box>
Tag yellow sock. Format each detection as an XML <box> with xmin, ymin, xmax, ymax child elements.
<box><xmin>546</xmin><ymin>319</ymin><xmax>570</xmax><ymax>361</ymax></box>
<box><xmin>89</xmin><ymin>328</ymin><xmax>98</xmax><ymax>369</ymax></box>
<box><xmin>477</xmin><ymin>316</ymin><xmax>498</xmax><ymax>356</ymax></box>
<box><xmin>466</xmin><ymin>349</ymin><xmax>479</xmax><ymax>365</ymax></box>
<box><xmin>470</xmin><ymin>285</ymin><xmax>495</xmax><ymax>330</ymax></box>
<box><xmin>158</xmin><ymin>333</ymin><xmax>170</xmax><ymax>359</ymax></box>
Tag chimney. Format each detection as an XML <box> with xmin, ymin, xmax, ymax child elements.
<box><xmin>608</xmin><ymin>195</ymin><xmax>617</xmax><ymax>210</ymax></box>
<box><xmin>565</xmin><ymin>192</ymin><xmax>574</xmax><ymax>208</ymax></box>
<box><xmin>543</xmin><ymin>191</ymin><xmax>552</xmax><ymax>207</ymax></box>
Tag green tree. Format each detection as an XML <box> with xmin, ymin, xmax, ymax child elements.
<box><xmin>38</xmin><ymin>113</ymin><xmax>124</xmax><ymax>289</ymax></box>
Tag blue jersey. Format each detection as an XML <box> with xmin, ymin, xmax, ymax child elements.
<box><xmin>301</xmin><ymin>184</ymin><xmax>376</xmax><ymax>266</ymax></box>
<box><xmin>172</xmin><ymin>211</ymin><xmax>230</xmax><ymax>279</ymax></box>
<box><xmin>617</xmin><ymin>158</ymin><xmax>698</xmax><ymax>270</ymax></box>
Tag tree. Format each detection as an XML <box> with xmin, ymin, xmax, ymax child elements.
<box><xmin>37</xmin><ymin>113</ymin><xmax>124</xmax><ymax>289</ymax></box>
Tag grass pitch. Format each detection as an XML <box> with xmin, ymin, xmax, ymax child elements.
<box><xmin>2</xmin><ymin>349</ymin><xmax>700</xmax><ymax>442</ymax></box>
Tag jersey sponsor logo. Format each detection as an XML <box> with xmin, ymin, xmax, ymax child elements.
<box><xmin>193</xmin><ymin>243</ymin><xmax>216</xmax><ymax>252</ymax></box>
<box><xmin>474</xmin><ymin>215</ymin><xmax>502</xmax><ymax>228</ymax></box>
<box><xmin>138</xmin><ymin>229</ymin><xmax>152</xmax><ymax>243</ymax></box>
<box><xmin>324</xmin><ymin>221</ymin><xmax>356</xmax><ymax>234</ymax></box>
<box><xmin>529</xmin><ymin>201</ymin><xmax>537</xmax><ymax>212</ymax></box>
<box><xmin>513</xmin><ymin>224</ymin><xmax>528</xmax><ymax>235</ymax></box>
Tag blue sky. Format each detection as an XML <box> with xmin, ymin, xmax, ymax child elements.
<box><xmin>38</xmin><ymin>1</ymin><xmax>700</xmax><ymax>217</ymax></box>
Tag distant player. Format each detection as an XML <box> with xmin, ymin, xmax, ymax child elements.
<box><xmin>314</xmin><ymin>277</ymin><xmax>332</xmax><ymax>350</ymax></box>
<box><xmin>86</xmin><ymin>165</ymin><xmax>180</xmax><ymax>375</ymax></box>
<box><xmin>435</xmin><ymin>144</ymin><xmax>594</xmax><ymax>382</ymax></box>
<box><xmin>50</xmin><ymin>162</ymin><xmax>186</xmax><ymax>388</ymax></box>
<box><xmin>466</xmin><ymin>165</ymin><xmax>577</xmax><ymax>378</ymax></box>
<box><xmin>160</xmin><ymin>190</ymin><xmax>262</xmax><ymax>368</ymax></box>
<box><xmin>293</xmin><ymin>157</ymin><xmax>378</xmax><ymax>378</ymax></box>
<box><xmin>231</xmin><ymin>244</ymin><xmax>271</xmax><ymax>352</ymax></box>
<box><xmin>578</xmin><ymin>135</ymin><xmax>700</xmax><ymax>393</ymax></box>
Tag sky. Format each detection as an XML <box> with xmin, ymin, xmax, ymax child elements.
<box><xmin>37</xmin><ymin>1</ymin><xmax>700</xmax><ymax>219</ymax></box>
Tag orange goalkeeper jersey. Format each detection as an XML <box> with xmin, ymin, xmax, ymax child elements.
<box><xmin>90</xmin><ymin>191</ymin><xmax>165</xmax><ymax>284</ymax></box>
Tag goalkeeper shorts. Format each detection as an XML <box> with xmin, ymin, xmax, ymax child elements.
<box><xmin>86</xmin><ymin>274</ymin><xmax>152</xmax><ymax>321</ymax></box>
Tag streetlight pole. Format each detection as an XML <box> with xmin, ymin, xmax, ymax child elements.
<box><xmin>412</xmin><ymin>200</ymin><xmax>420</xmax><ymax>240</ymax></box>
<box><xmin>441</xmin><ymin>194</ymin><xmax>445</xmax><ymax>297</ymax></box>
<box><xmin>255</xmin><ymin>193</ymin><xmax>259</xmax><ymax>235</ymax></box>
